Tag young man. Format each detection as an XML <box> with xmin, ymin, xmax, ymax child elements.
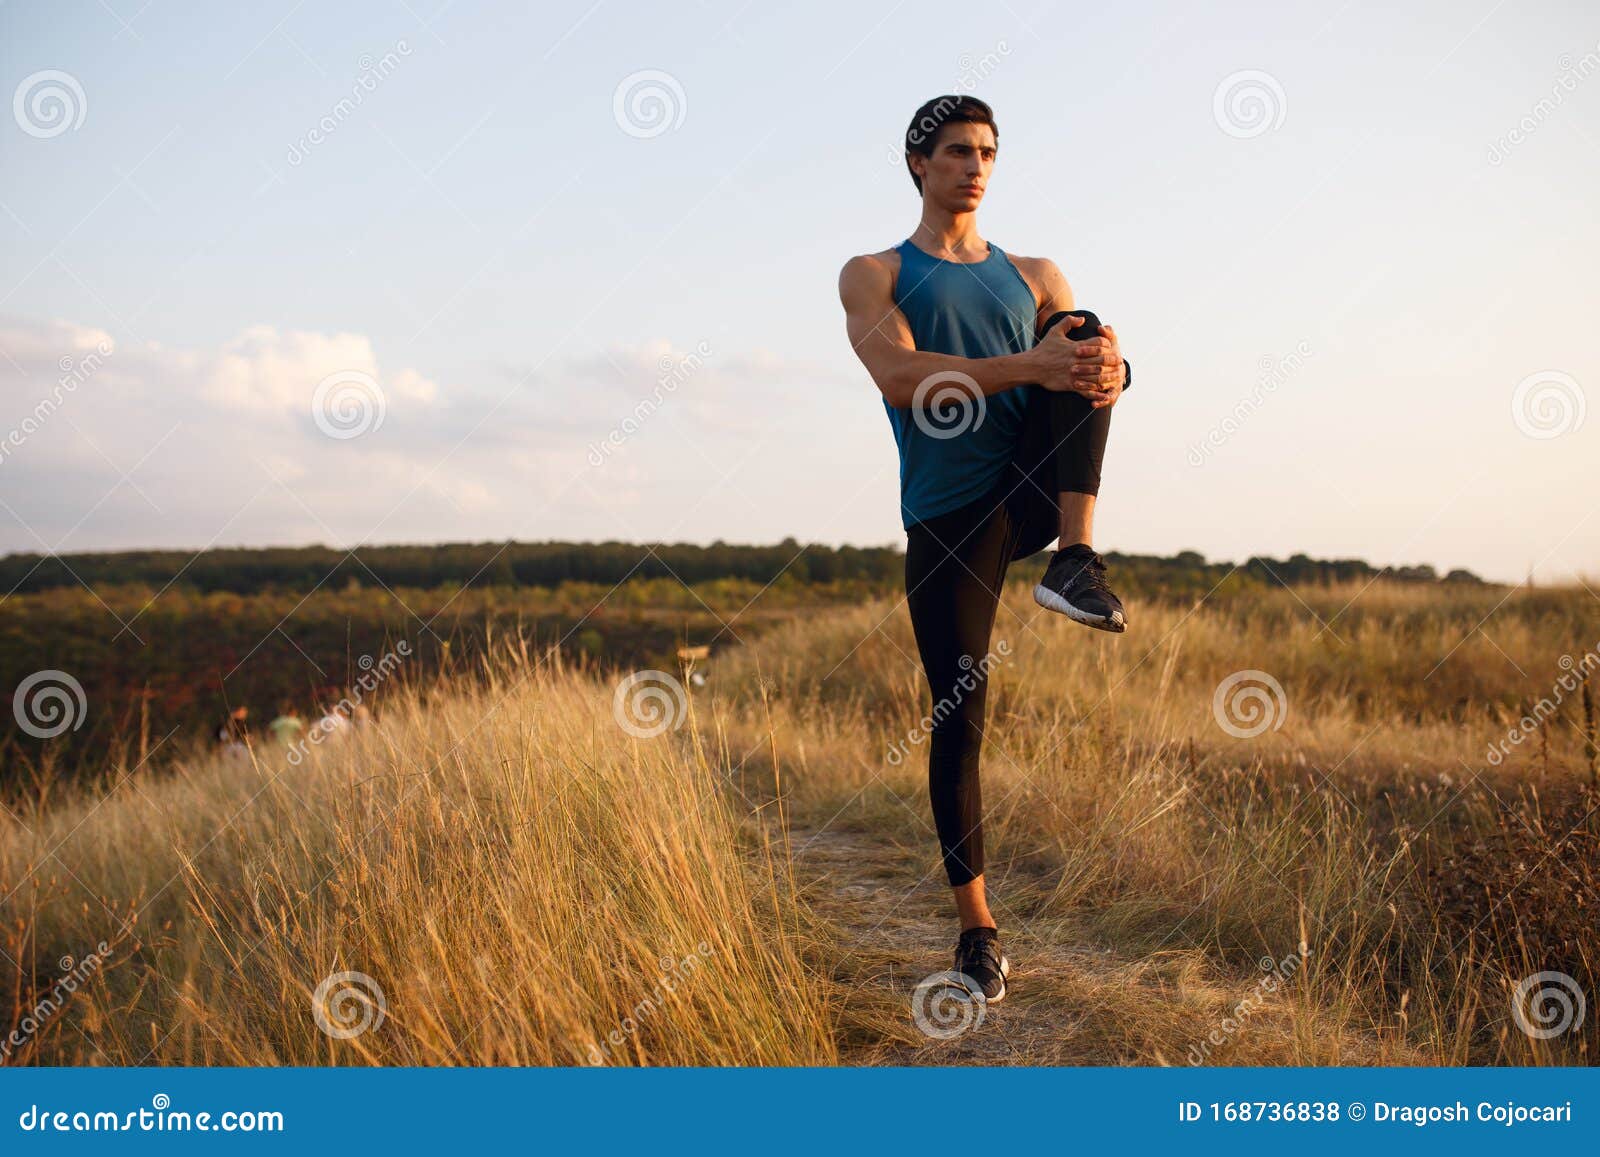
<box><xmin>837</xmin><ymin>94</ymin><xmax>1131</xmax><ymax>1003</ymax></box>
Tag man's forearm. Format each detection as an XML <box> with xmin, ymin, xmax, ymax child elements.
<box><xmin>880</xmin><ymin>346</ymin><xmax>1037</xmax><ymax>408</ymax></box>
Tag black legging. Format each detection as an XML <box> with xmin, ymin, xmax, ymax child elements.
<box><xmin>904</xmin><ymin>310</ymin><xmax>1111</xmax><ymax>887</ymax></box>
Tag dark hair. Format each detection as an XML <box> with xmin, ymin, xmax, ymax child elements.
<box><xmin>903</xmin><ymin>94</ymin><xmax>998</xmax><ymax>195</ymax></box>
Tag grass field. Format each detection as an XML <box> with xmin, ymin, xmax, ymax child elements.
<box><xmin>3</xmin><ymin>578</ymin><xmax>1596</xmax><ymax>1065</ymax></box>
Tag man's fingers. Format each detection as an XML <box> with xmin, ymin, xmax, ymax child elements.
<box><xmin>1049</xmin><ymin>314</ymin><xmax>1086</xmax><ymax>339</ymax></box>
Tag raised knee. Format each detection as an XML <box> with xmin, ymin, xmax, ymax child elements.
<box><xmin>1041</xmin><ymin>308</ymin><xmax>1101</xmax><ymax>340</ymax></box>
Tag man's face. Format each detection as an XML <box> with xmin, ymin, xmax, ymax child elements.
<box><xmin>912</xmin><ymin>120</ymin><xmax>996</xmax><ymax>211</ymax></box>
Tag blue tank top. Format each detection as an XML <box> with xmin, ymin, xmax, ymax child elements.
<box><xmin>884</xmin><ymin>238</ymin><xmax>1038</xmax><ymax>529</ymax></box>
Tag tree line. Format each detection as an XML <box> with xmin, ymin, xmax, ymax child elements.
<box><xmin>0</xmin><ymin>540</ymin><xmax>1482</xmax><ymax>597</ymax></box>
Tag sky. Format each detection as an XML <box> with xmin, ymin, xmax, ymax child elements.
<box><xmin>1</xmin><ymin>0</ymin><xmax>1596</xmax><ymax>583</ymax></box>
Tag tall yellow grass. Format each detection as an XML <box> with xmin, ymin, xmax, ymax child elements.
<box><xmin>708</xmin><ymin>580</ymin><xmax>1598</xmax><ymax>1065</ymax></box>
<box><xmin>1</xmin><ymin>646</ymin><xmax>836</xmax><ymax>1065</ymax></box>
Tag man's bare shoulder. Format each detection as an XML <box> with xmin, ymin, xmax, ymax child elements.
<box><xmin>840</xmin><ymin>247</ymin><xmax>902</xmax><ymax>278</ymax></box>
<box><xmin>838</xmin><ymin>247</ymin><xmax>902</xmax><ymax>300</ymax></box>
<box><xmin>1005</xmin><ymin>251</ymin><xmax>1065</xmax><ymax>280</ymax></box>
<box><xmin>1004</xmin><ymin>252</ymin><xmax>1073</xmax><ymax>314</ymax></box>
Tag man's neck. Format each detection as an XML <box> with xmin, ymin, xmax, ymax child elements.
<box><xmin>911</xmin><ymin>209</ymin><xmax>984</xmax><ymax>259</ymax></box>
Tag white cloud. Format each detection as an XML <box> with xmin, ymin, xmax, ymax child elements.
<box><xmin>0</xmin><ymin>317</ymin><xmax>116</xmax><ymax>364</ymax></box>
<box><xmin>0</xmin><ymin>313</ymin><xmax>852</xmax><ymax>553</ymax></box>
<box><xmin>201</xmin><ymin>325</ymin><xmax>439</xmax><ymax>414</ymax></box>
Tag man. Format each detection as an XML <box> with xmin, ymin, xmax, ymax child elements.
<box><xmin>837</xmin><ymin>94</ymin><xmax>1131</xmax><ymax>1004</ymax></box>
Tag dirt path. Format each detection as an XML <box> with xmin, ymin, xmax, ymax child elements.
<box><xmin>789</xmin><ymin>825</ymin><xmax>1159</xmax><ymax>1064</ymax></box>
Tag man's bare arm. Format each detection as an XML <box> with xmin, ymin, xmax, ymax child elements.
<box><xmin>838</xmin><ymin>254</ymin><xmax>1051</xmax><ymax>407</ymax></box>
<box><xmin>1028</xmin><ymin>255</ymin><xmax>1075</xmax><ymax>335</ymax></box>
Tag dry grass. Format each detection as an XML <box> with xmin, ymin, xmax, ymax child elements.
<box><xmin>1</xmin><ymin>646</ymin><xmax>837</xmax><ymax>1065</ymax></box>
<box><xmin>3</xmin><ymin>579</ymin><xmax>1596</xmax><ymax>1065</ymax></box>
<box><xmin>711</xmin><ymin>579</ymin><xmax>1600</xmax><ymax>1065</ymax></box>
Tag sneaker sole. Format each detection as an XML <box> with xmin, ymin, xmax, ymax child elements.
<box><xmin>1032</xmin><ymin>584</ymin><xmax>1126</xmax><ymax>633</ymax></box>
<box><xmin>952</xmin><ymin>954</ymin><xmax>1012</xmax><ymax>1005</ymax></box>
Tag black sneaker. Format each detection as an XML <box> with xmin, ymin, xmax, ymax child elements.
<box><xmin>1033</xmin><ymin>543</ymin><xmax>1127</xmax><ymax>632</ymax></box>
<box><xmin>954</xmin><ymin>926</ymin><xmax>1010</xmax><ymax>1003</ymax></box>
